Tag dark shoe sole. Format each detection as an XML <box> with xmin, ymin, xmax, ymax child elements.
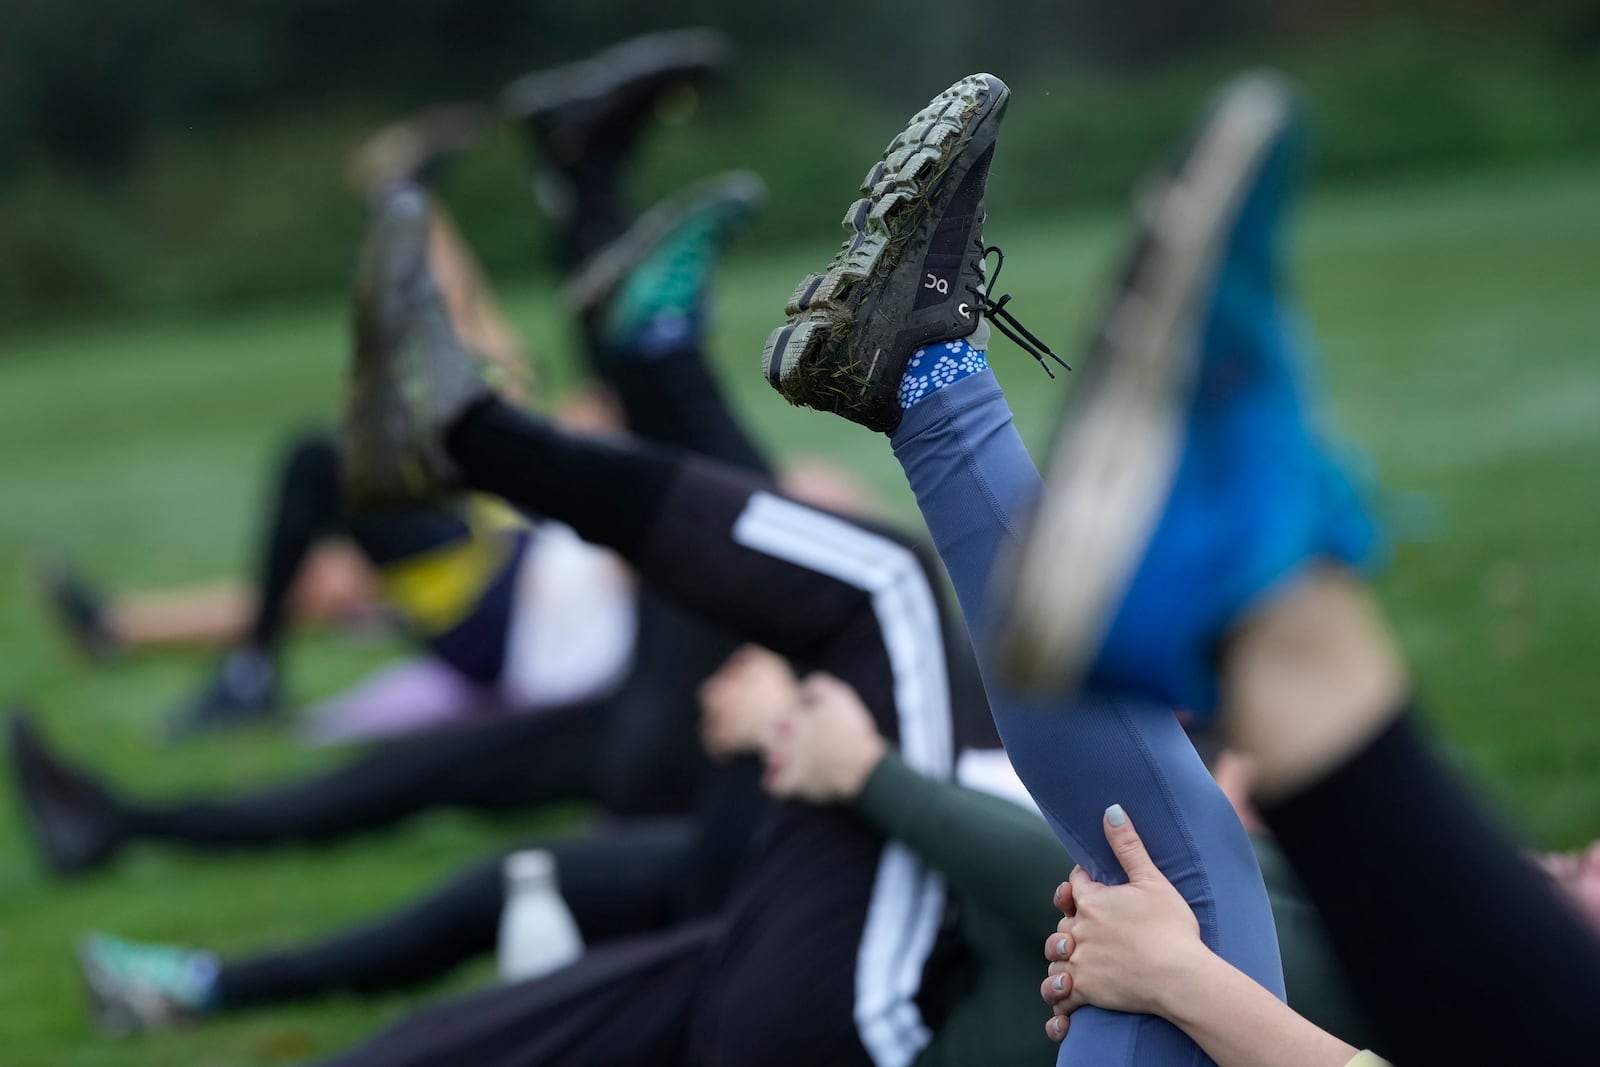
<box><xmin>502</xmin><ymin>29</ymin><xmax>731</xmax><ymax>127</ymax></box>
<box><xmin>343</xmin><ymin>184</ymin><xmax>489</xmax><ymax>512</ymax></box>
<box><xmin>6</xmin><ymin>710</ymin><xmax>120</xmax><ymax>877</ymax></box>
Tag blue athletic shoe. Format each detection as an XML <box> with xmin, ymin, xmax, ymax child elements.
<box><xmin>994</xmin><ymin>73</ymin><xmax>1378</xmax><ymax>717</ymax></box>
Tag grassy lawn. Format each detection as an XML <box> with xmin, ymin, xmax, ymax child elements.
<box><xmin>1</xmin><ymin>157</ymin><xmax>1597</xmax><ymax>1064</ymax></box>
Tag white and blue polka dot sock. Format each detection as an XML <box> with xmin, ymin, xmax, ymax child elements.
<box><xmin>897</xmin><ymin>337</ymin><xmax>989</xmax><ymax>411</ymax></box>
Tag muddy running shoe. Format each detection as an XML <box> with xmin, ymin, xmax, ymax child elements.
<box><xmin>566</xmin><ymin>170</ymin><xmax>766</xmax><ymax>339</ymax></box>
<box><xmin>78</xmin><ymin>933</ymin><xmax>219</xmax><ymax>1035</ymax></box>
<box><xmin>164</xmin><ymin>648</ymin><xmax>281</xmax><ymax>741</ymax></box>
<box><xmin>348</xmin><ymin>103</ymin><xmax>492</xmax><ymax>196</ymax></box>
<box><xmin>992</xmin><ymin>74</ymin><xmax>1377</xmax><ymax>714</ymax></box>
<box><xmin>342</xmin><ymin>183</ymin><xmax>492</xmax><ymax>511</ymax></box>
<box><xmin>6</xmin><ymin>709</ymin><xmax>125</xmax><ymax>877</ymax></box>
<box><xmin>503</xmin><ymin>28</ymin><xmax>731</xmax><ymax>168</ymax></box>
<box><xmin>32</xmin><ymin>553</ymin><xmax>122</xmax><ymax>663</ymax></box>
<box><xmin>763</xmin><ymin>73</ymin><xmax>1062</xmax><ymax>433</ymax></box>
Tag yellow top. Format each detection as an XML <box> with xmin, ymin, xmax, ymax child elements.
<box><xmin>378</xmin><ymin>497</ymin><xmax>525</xmax><ymax>634</ymax></box>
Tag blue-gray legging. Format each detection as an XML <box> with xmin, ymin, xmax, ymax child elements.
<box><xmin>889</xmin><ymin>371</ymin><xmax>1286</xmax><ymax>1066</ymax></box>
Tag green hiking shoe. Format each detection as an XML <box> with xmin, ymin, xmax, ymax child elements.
<box><xmin>342</xmin><ymin>183</ymin><xmax>492</xmax><ymax>511</ymax></box>
<box><xmin>763</xmin><ymin>72</ymin><xmax>1062</xmax><ymax>433</ymax></box>
<box><xmin>565</xmin><ymin>170</ymin><xmax>766</xmax><ymax>349</ymax></box>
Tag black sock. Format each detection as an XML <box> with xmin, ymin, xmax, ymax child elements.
<box><xmin>1263</xmin><ymin>707</ymin><xmax>1600</xmax><ymax>1062</ymax></box>
<box><xmin>443</xmin><ymin>398</ymin><xmax>674</xmax><ymax>563</ymax></box>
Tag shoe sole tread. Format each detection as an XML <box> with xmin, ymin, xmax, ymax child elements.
<box><xmin>994</xmin><ymin>73</ymin><xmax>1297</xmax><ymax>693</ymax></box>
<box><xmin>762</xmin><ymin>74</ymin><xmax>1002</xmax><ymax>424</ymax></box>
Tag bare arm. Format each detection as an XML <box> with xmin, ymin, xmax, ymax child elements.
<box><xmin>1151</xmin><ymin>942</ymin><xmax>1361</xmax><ymax>1067</ymax></box>
<box><xmin>1041</xmin><ymin>806</ymin><xmax>1371</xmax><ymax>1067</ymax></box>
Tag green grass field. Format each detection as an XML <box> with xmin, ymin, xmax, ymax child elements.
<box><xmin>2</xmin><ymin>158</ymin><xmax>1598</xmax><ymax>1064</ymax></box>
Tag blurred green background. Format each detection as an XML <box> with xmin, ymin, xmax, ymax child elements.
<box><xmin>2</xmin><ymin>1</ymin><xmax>1599</xmax><ymax>1063</ymax></box>
<box><xmin>2</xmin><ymin>0</ymin><xmax>1599</xmax><ymax>325</ymax></box>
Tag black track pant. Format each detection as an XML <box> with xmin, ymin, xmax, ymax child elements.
<box><xmin>441</xmin><ymin>399</ymin><xmax>995</xmax><ymax>1067</ymax></box>
<box><xmin>1263</xmin><ymin>706</ymin><xmax>1600</xmax><ymax>1065</ymax></box>
<box><xmin>315</xmin><ymin>920</ymin><xmax>721</xmax><ymax>1067</ymax></box>
<box><xmin>115</xmin><ymin>592</ymin><xmax>726</xmax><ymax>848</ymax></box>
<box><xmin>218</xmin><ymin>818</ymin><xmax>697</xmax><ymax>1007</ymax></box>
<box><xmin>213</xmin><ymin>756</ymin><xmax>765</xmax><ymax>1008</ymax></box>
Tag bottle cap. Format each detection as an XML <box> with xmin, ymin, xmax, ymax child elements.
<box><xmin>504</xmin><ymin>848</ymin><xmax>557</xmax><ymax>884</ymax></box>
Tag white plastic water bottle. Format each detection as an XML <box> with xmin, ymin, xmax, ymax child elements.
<box><xmin>497</xmin><ymin>849</ymin><xmax>584</xmax><ymax>982</ymax></box>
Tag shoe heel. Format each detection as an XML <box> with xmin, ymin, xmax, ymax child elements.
<box><xmin>762</xmin><ymin>319</ymin><xmax>831</xmax><ymax>391</ymax></box>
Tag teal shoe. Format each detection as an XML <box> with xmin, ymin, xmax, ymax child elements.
<box><xmin>995</xmin><ymin>73</ymin><xmax>1377</xmax><ymax>717</ymax></box>
<box><xmin>565</xmin><ymin>170</ymin><xmax>766</xmax><ymax>358</ymax></box>
<box><xmin>78</xmin><ymin>933</ymin><xmax>219</xmax><ymax>1035</ymax></box>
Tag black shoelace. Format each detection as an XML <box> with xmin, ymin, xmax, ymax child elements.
<box><xmin>967</xmin><ymin>245</ymin><xmax>1071</xmax><ymax>378</ymax></box>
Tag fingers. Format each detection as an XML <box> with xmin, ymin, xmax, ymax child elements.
<box><xmin>1043</xmin><ymin>978</ymin><xmax>1087</xmax><ymax>1043</ymax></box>
<box><xmin>797</xmin><ymin>671</ymin><xmax>849</xmax><ymax>708</ymax></box>
<box><xmin>1040</xmin><ymin>969</ymin><xmax>1073</xmax><ymax>1004</ymax></box>
<box><xmin>1068</xmin><ymin>863</ymin><xmax>1095</xmax><ymax>898</ymax></box>
<box><xmin>704</xmin><ymin>644</ymin><xmax>759</xmax><ymax>691</ymax></box>
<box><xmin>1044</xmin><ymin>931</ymin><xmax>1073</xmax><ymax>963</ymax></box>
<box><xmin>760</xmin><ymin>755</ymin><xmax>790</xmax><ymax>797</ymax></box>
<box><xmin>1103</xmin><ymin>803</ymin><xmax>1159</xmax><ymax>882</ymax></box>
<box><xmin>1053</xmin><ymin>879</ymin><xmax>1075</xmax><ymax>918</ymax></box>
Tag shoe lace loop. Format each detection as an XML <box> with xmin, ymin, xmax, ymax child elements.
<box><xmin>968</xmin><ymin>245</ymin><xmax>1070</xmax><ymax>378</ymax></box>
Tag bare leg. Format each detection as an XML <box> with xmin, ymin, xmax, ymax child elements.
<box><xmin>1222</xmin><ymin>567</ymin><xmax>1405</xmax><ymax>804</ymax></box>
<box><xmin>1228</xmin><ymin>567</ymin><xmax>1600</xmax><ymax>1062</ymax></box>
<box><xmin>106</xmin><ymin>543</ymin><xmax>379</xmax><ymax>652</ymax></box>
<box><xmin>429</xmin><ymin>209</ymin><xmax>534</xmax><ymax>402</ymax></box>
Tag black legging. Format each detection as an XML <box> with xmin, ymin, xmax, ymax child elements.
<box><xmin>205</xmin><ymin>754</ymin><xmax>765</xmax><ymax>1012</ymax></box>
<box><xmin>315</xmin><ymin>920</ymin><xmax>721</xmax><ymax>1067</ymax></box>
<box><xmin>1263</xmin><ymin>706</ymin><xmax>1600</xmax><ymax>1064</ymax></box>
<box><xmin>246</xmin><ymin>429</ymin><xmax>476</xmax><ymax>652</ymax></box>
<box><xmin>218</xmin><ymin>819</ymin><xmax>697</xmax><ymax>1007</ymax></box>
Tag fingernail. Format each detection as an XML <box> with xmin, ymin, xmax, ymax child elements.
<box><xmin>1052</xmin><ymin>1017</ymin><xmax>1064</xmax><ymax>1036</ymax></box>
<box><xmin>1105</xmin><ymin>803</ymin><xmax>1127</xmax><ymax>827</ymax></box>
<box><xmin>1056</xmin><ymin>938</ymin><xmax>1069</xmax><ymax>956</ymax></box>
<box><xmin>1052</xmin><ymin>975</ymin><xmax>1064</xmax><ymax>992</ymax></box>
